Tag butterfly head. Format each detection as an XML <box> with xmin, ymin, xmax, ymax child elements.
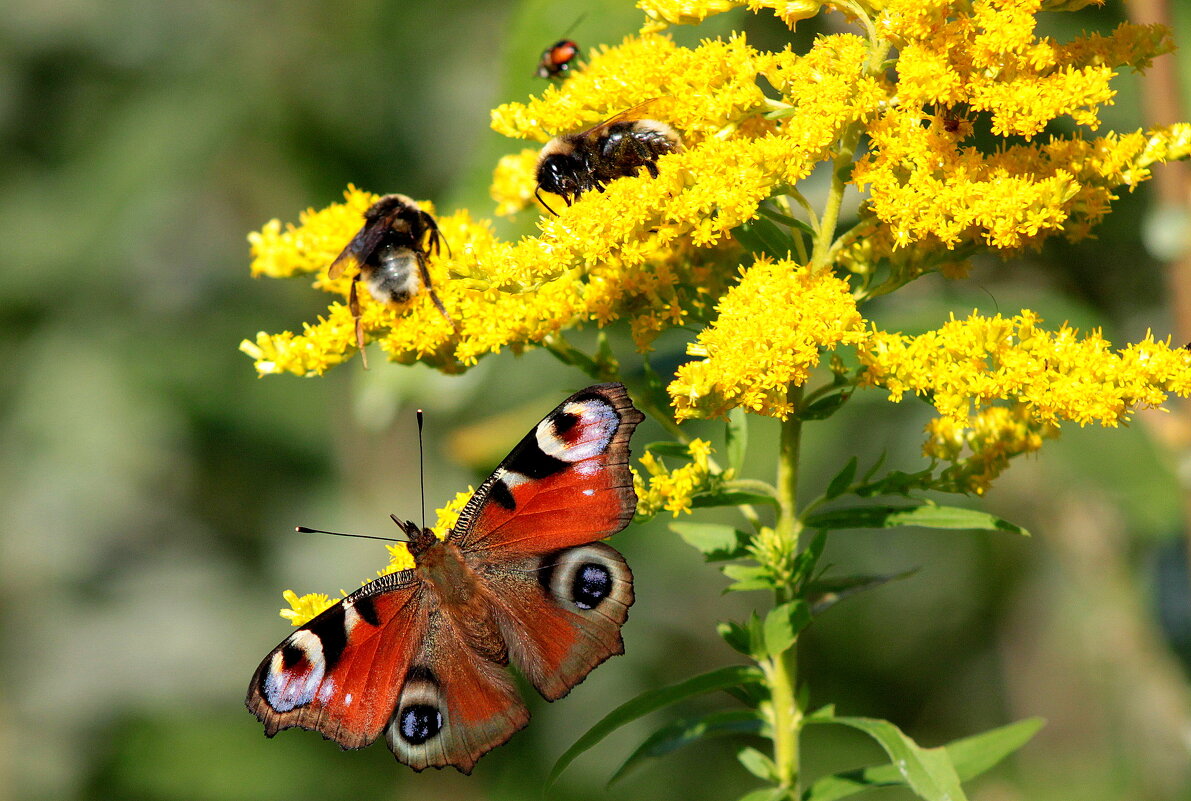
<box><xmin>392</xmin><ymin>516</ymin><xmax>439</xmax><ymax>557</ymax></box>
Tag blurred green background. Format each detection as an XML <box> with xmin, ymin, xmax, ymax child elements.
<box><xmin>3</xmin><ymin>0</ymin><xmax>1191</xmax><ymax>799</ymax></box>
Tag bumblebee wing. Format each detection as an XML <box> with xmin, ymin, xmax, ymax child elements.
<box><xmin>328</xmin><ymin>210</ymin><xmax>401</xmax><ymax>279</ymax></box>
<box><xmin>575</xmin><ymin>97</ymin><xmax>668</xmax><ymax>142</ymax></box>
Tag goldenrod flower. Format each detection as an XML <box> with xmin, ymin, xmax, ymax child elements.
<box><xmin>279</xmin><ymin>590</ymin><xmax>335</xmax><ymax>627</ymax></box>
<box><xmin>924</xmin><ymin>406</ymin><xmax>1059</xmax><ymax>495</ymax></box>
<box><xmin>635</xmin><ymin>439</ymin><xmax>716</xmax><ymax>516</ymax></box>
<box><xmin>860</xmin><ymin>311</ymin><xmax>1191</xmax><ymax>428</ymax></box>
<box><xmin>669</xmin><ymin>259</ymin><xmax>867</xmax><ymax>420</ymax></box>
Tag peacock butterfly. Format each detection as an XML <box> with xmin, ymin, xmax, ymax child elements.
<box><xmin>246</xmin><ymin>383</ymin><xmax>644</xmax><ymax>772</ymax></box>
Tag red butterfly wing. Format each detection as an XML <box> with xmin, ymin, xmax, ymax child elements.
<box><xmin>451</xmin><ymin>382</ymin><xmax>643</xmax><ymax>699</ymax></box>
<box><xmin>478</xmin><ymin>542</ymin><xmax>634</xmax><ymax>700</ymax></box>
<box><xmin>246</xmin><ymin>572</ymin><xmax>425</xmax><ymax>748</ymax></box>
<box><xmin>451</xmin><ymin>382</ymin><xmax>643</xmax><ymax>555</ymax></box>
<box><xmin>247</xmin><ymin>569</ymin><xmax>530</xmax><ymax>773</ymax></box>
<box><xmin>384</xmin><ymin>611</ymin><xmax>529</xmax><ymax>773</ymax></box>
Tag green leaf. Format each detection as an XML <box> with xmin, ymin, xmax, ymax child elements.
<box><xmin>799</xmin><ymin>390</ymin><xmax>851</xmax><ymax>421</ymax></box>
<box><xmin>671</xmin><ymin>522</ymin><xmax>751</xmax><ymax>561</ymax></box>
<box><xmin>547</xmin><ymin>665</ymin><xmax>766</xmax><ymax>787</ymax></box>
<box><xmin>804</xmin><ymin>504</ymin><xmax>1029</xmax><ymax>535</ymax></box>
<box><xmin>825</xmin><ymin>458</ymin><xmax>857</xmax><ymax>501</ymax></box>
<box><xmin>763</xmin><ymin>601</ymin><xmax>812</xmax><ymax>657</ymax></box>
<box><xmin>693</xmin><ymin>489</ymin><xmax>780</xmax><ymax>509</ymax></box>
<box><xmin>792</xmin><ymin>529</ymin><xmax>828</xmax><ymax>588</ymax></box>
<box><xmin>802</xmin><ymin>718</ymin><xmax>1045</xmax><ymax>801</ymax></box>
<box><xmin>722</xmin><ymin>564</ymin><xmax>775</xmax><ymax>593</ymax></box>
<box><xmin>738</xmin><ymin>788</ymin><xmax>791</xmax><ymax>801</ymax></box>
<box><xmin>738</xmin><ymin>746</ymin><xmax>778</xmax><ymax>781</ymax></box>
<box><xmin>808</xmin><ymin>569</ymin><xmax>919</xmax><ymax>615</ymax></box>
<box><xmin>645</xmin><ymin>440</ymin><xmax>696</xmax><ymax>458</ymax></box>
<box><xmin>806</xmin><ymin>716</ymin><xmax>968</xmax><ymax>801</ymax></box>
<box><xmin>727</xmin><ymin>407</ymin><xmax>748</xmax><ymax>475</ymax></box>
<box><xmin>609</xmin><ymin>709</ymin><xmax>764</xmax><ymax>785</ymax></box>
<box><xmin>735</xmin><ymin>218</ymin><xmax>794</xmax><ymax>260</ymax></box>
<box><xmin>718</xmin><ymin>620</ymin><xmax>753</xmax><ymax>656</ymax></box>
<box><xmin>854</xmin><ymin>468</ymin><xmax>933</xmax><ymax>497</ymax></box>
<box><xmin>756</xmin><ymin>203</ymin><xmax>816</xmax><ymax>237</ymax></box>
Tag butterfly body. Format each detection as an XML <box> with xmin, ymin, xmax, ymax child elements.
<box><xmin>247</xmin><ymin>384</ymin><xmax>643</xmax><ymax>772</ymax></box>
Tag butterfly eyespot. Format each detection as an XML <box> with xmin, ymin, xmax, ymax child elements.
<box><xmin>571</xmin><ymin>563</ymin><xmax>612</xmax><ymax>610</ymax></box>
<box><xmin>398</xmin><ymin>704</ymin><xmax>444</xmax><ymax>745</ymax></box>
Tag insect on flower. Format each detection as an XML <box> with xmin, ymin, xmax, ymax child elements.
<box><xmin>329</xmin><ymin>194</ymin><xmax>454</xmax><ymax>367</ymax></box>
<box><xmin>535</xmin><ymin>15</ymin><xmax>584</xmax><ymax>80</ymax></box>
<box><xmin>536</xmin><ymin>39</ymin><xmax>580</xmax><ymax>79</ymax></box>
<box><xmin>534</xmin><ymin>98</ymin><xmax>683</xmax><ymax>215</ymax></box>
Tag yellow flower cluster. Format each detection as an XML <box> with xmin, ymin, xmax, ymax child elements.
<box><xmin>245</xmin><ymin>31</ymin><xmax>888</xmax><ymax>376</ymax></box>
<box><xmin>637</xmin><ymin>0</ymin><xmax>827</xmax><ymax>31</ymax></box>
<box><xmin>924</xmin><ymin>406</ymin><xmax>1059</xmax><ymax>495</ymax></box>
<box><xmin>852</xmin><ymin>0</ymin><xmax>1182</xmax><ymax>253</ymax></box>
<box><xmin>860</xmin><ymin>311</ymin><xmax>1191</xmax><ymax>427</ymax></box>
<box><xmin>670</xmin><ymin>259</ymin><xmax>867</xmax><ymax>419</ymax></box>
<box><xmin>634</xmin><ymin>439</ymin><xmax>716</xmax><ymax>516</ymax></box>
<box><xmin>277</xmin><ymin>487</ymin><xmax>475</xmax><ymax>626</ymax></box>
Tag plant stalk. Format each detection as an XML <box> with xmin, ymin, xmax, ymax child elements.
<box><xmin>770</xmin><ymin>384</ymin><xmax>805</xmax><ymax>796</ymax></box>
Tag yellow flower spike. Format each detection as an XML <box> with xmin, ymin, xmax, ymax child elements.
<box><xmin>669</xmin><ymin>259</ymin><xmax>867</xmax><ymax>420</ymax></box>
<box><xmin>279</xmin><ymin>590</ymin><xmax>336</xmax><ymax>627</ymax></box>
<box><xmin>249</xmin><ymin>185</ymin><xmax>378</xmax><ymax>280</ymax></box>
<box><xmin>634</xmin><ymin>439</ymin><xmax>717</xmax><ymax>516</ymax></box>
<box><xmin>492</xmin><ymin>35</ymin><xmax>779</xmax><ymax>144</ymax></box>
<box><xmin>490</xmin><ymin>148</ymin><xmax>542</xmax><ymax>217</ymax></box>
<box><xmin>925</xmin><ymin>406</ymin><xmax>1059</xmax><ymax>495</ymax></box>
<box><xmin>860</xmin><ymin>312</ymin><xmax>1191</xmax><ymax>428</ymax></box>
<box><xmin>638</xmin><ymin>0</ymin><xmax>742</xmax><ymax>30</ymax></box>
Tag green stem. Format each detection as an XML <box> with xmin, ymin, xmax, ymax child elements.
<box><xmin>770</xmin><ymin>384</ymin><xmax>804</xmax><ymax>796</ymax></box>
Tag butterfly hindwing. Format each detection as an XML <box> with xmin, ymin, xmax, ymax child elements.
<box><xmin>384</xmin><ymin>609</ymin><xmax>529</xmax><ymax>773</ymax></box>
<box><xmin>478</xmin><ymin>542</ymin><xmax>634</xmax><ymax>700</ymax></box>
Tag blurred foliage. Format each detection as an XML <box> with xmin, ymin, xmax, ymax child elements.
<box><xmin>2</xmin><ymin>0</ymin><xmax>1190</xmax><ymax>800</ymax></box>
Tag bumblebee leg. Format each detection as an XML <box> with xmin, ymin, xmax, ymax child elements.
<box><xmin>349</xmin><ymin>279</ymin><xmax>368</xmax><ymax>370</ymax></box>
<box><xmin>418</xmin><ymin>254</ymin><xmax>456</xmax><ymax>331</ymax></box>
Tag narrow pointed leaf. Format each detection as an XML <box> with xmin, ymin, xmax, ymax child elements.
<box><xmin>609</xmin><ymin>709</ymin><xmax>764</xmax><ymax>785</ymax></box>
<box><xmin>646</xmin><ymin>440</ymin><xmax>698</xmax><ymax>458</ymax></box>
<box><xmin>806</xmin><ymin>716</ymin><xmax>967</xmax><ymax>801</ymax></box>
<box><xmin>739</xmin><ymin>788</ymin><xmax>791</xmax><ymax>801</ymax></box>
<box><xmin>738</xmin><ymin>746</ymin><xmax>779</xmax><ymax>781</ymax></box>
<box><xmin>718</xmin><ymin>620</ymin><xmax>752</xmax><ymax>655</ymax></box>
<box><xmin>804</xmin><ymin>504</ymin><xmax>1028</xmax><ymax>535</ymax></box>
<box><xmin>825</xmin><ymin>457</ymin><xmax>857</xmax><ymax>501</ymax></box>
<box><xmin>547</xmin><ymin>665</ymin><xmax>765</xmax><ymax>787</ymax></box>
<box><xmin>802</xmin><ymin>718</ymin><xmax>1044</xmax><ymax>801</ymax></box>
<box><xmin>694</xmin><ymin>489</ymin><xmax>780</xmax><ymax>508</ymax></box>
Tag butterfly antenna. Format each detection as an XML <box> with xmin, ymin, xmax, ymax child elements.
<box><xmin>295</xmin><ymin>526</ymin><xmax>406</xmax><ymax>543</ymax></box>
<box><xmin>417</xmin><ymin>409</ymin><xmax>427</xmax><ymax>531</ymax></box>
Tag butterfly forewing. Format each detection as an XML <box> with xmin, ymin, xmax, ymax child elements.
<box><xmin>450</xmin><ymin>383</ymin><xmax>643</xmax><ymax>555</ymax></box>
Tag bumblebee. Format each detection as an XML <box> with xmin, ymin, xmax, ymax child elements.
<box><xmin>536</xmin><ymin>39</ymin><xmax>580</xmax><ymax>79</ymax></box>
<box><xmin>329</xmin><ymin>194</ymin><xmax>452</xmax><ymax>368</ymax></box>
<box><xmin>534</xmin><ymin>99</ymin><xmax>683</xmax><ymax>215</ymax></box>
